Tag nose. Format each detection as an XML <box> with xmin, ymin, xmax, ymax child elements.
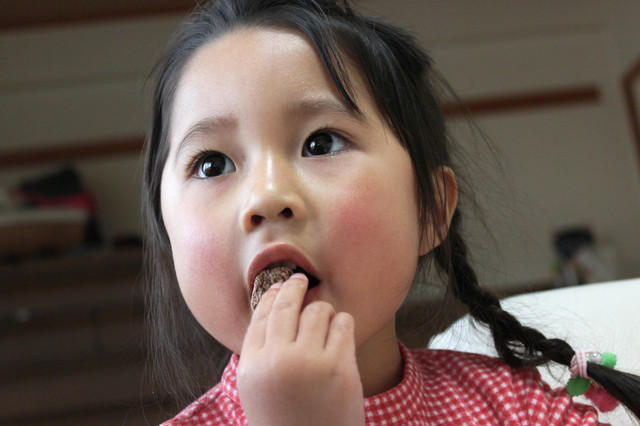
<box><xmin>240</xmin><ymin>155</ymin><xmax>307</xmax><ymax>233</ymax></box>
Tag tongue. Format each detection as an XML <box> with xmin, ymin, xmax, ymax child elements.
<box><xmin>250</xmin><ymin>266</ymin><xmax>294</xmax><ymax>311</ymax></box>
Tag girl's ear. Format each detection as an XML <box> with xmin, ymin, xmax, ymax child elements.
<box><xmin>419</xmin><ymin>166</ymin><xmax>458</xmax><ymax>256</ymax></box>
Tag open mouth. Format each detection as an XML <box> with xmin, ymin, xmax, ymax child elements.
<box><xmin>250</xmin><ymin>261</ymin><xmax>320</xmax><ymax>310</ymax></box>
<box><xmin>293</xmin><ymin>265</ymin><xmax>320</xmax><ymax>288</ymax></box>
<box><xmin>263</xmin><ymin>261</ymin><xmax>320</xmax><ymax>288</ymax></box>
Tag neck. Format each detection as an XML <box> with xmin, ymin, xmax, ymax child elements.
<box><xmin>356</xmin><ymin>319</ymin><xmax>403</xmax><ymax>398</ymax></box>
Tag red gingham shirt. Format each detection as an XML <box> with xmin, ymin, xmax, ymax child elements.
<box><xmin>163</xmin><ymin>343</ymin><xmax>601</xmax><ymax>425</ymax></box>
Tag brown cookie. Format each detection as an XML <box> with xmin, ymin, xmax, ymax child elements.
<box><xmin>250</xmin><ymin>266</ymin><xmax>294</xmax><ymax>311</ymax></box>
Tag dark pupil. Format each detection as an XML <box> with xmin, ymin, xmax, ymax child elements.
<box><xmin>202</xmin><ymin>155</ymin><xmax>225</xmax><ymax>177</ymax></box>
<box><xmin>308</xmin><ymin>133</ymin><xmax>332</xmax><ymax>155</ymax></box>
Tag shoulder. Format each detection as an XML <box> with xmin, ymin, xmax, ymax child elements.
<box><xmin>411</xmin><ymin>347</ymin><xmax>507</xmax><ymax>371</ymax></box>
<box><xmin>162</xmin><ymin>354</ymin><xmax>245</xmax><ymax>425</ymax></box>
<box><xmin>161</xmin><ymin>385</ymin><xmax>231</xmax><ymax>425</ymax></box>
<box><xmin>409</xmin><ymin>348</ymin><xmax>600</xmax><ymax>425</ymax></box>
<box><xmin>410</xmin><ymin>347</ymin><xmax>527</xmax><ymax>389</ymax></box>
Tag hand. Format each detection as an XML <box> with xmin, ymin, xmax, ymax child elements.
<box><xmin>237</xmin><ymin>273</ymin><xmax>365</xmax><ymax>426</ymax></box>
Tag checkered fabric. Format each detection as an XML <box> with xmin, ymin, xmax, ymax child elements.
<box><xmin>163</xmin><ymin>342</ymin><xmax>601</xmax><ymax>425</ymax></box>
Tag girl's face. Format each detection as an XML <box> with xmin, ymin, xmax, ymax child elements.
<box><xmin>161</xmin><ymin>28</ymin><xmax>431</xmax><ymax>355</ymax></box>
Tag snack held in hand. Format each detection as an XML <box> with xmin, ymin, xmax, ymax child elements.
<box><xmin>251</xmin><ymin>266</ymin><xmax>294</xmax><ymax>311</ymax></box>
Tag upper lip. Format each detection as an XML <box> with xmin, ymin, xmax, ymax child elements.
<box><xmin>246</xmin><ymin>243</ymin><xmax>319</xmax><ymax>294</ymax></box>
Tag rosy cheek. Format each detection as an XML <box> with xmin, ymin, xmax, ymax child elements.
<box><xmin>175</xmin><ymin>213</ymin><xmax>231</xmax><ymax>283</ymax></box>
<box><xmin>169</xmin><ymin>214</ymin><xmax>248</xmax><ymax>351</ymax></box>
<box><xmin>325</xmin><ymin>179</ymin><xmax>385</xmax><ymax>254</ymax></box>
<box><xmin>171</xmin><ymin>214</ymin><xmax>230</xmax><ymax>288</ymax></box>
<box><xmin>323</xmin><ymin>170</ymin><xmax>420</xmax><ymax>287</ymax></box>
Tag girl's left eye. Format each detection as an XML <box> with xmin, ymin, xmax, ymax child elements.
<box><xmin>302</xmin><ymin>131</ymin><xmax>348</xmax><ymax>157</ymax></box>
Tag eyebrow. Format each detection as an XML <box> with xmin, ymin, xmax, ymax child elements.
<box><xmin>175</xmin><ymin>115</ymin><xmax>237</xmax><ymax>162</ymax></box>
<box><xmin>173</xmin><ymin>98</ymin><xmax>366</xmax><ymax>164</ymax></box>
<box><xmin>284</xmin><ymin>98</ymin><xmax>366</xmax><ymax>124</ymax></box>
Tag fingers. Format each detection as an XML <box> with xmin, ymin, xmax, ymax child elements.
<box><xmin>297</xmin><ymin>301</ymin><xmax>335</xmax><ymax>347</ymax></box>
<box><xmin>243</xmin><ymin>272</ymin><xmax>308</xmax><ymax>353</ymax></box>
<box><xmin>243</xmin><ymin>273</ymin><xmax>354</xmax><ymax>355</ymax></box>
<box><xmin>241</xmin><ymin>281</ymin><xmax>281</xmax><ymax>353</ymax></box>
<box><xmin>266</xmin><ymin>273</ymin><xmax>308</xmax><ymax>343</ymax></box>
<box><xmin>326</xmin><ymin>312</ymin><xmax>355</xmax><ymax>355</ymax></box>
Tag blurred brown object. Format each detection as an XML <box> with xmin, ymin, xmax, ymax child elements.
<box><xmin>0</xmin><ymin>210</ymin><xmax>86</xmax><ymax>260</ymax></box>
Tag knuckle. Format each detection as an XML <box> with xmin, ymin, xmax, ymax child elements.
<box><xmin>272</xmin><ymin>296</ymin><xmax>297</xmax><ymax>311</ymax></box>
<box><xmin>251</xmin><ymin>308</ymin><xmax>269</xmax><ymax>322</ymax></box>
<box><xmin>332</xmin><ymin>312</ymin><xmax>354</xmax><ymax>331</ymax></box>
<box><xmin>305</xmin><ymin>300</ymin><xmax>334</xmax><ymax>315</ymax></box>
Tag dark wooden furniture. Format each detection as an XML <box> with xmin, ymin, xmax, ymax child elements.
<box><xmin>0</xmin><ymin>249</ymin><xmax>169</xmax><ymax>425</ymax></box>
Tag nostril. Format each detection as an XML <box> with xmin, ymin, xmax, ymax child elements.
<box><xmin>246</xmin><ymin>207</ymin><xmax>294</xmax><ymax>230</ymax></box>
<box><xmin>280</xmin><ymin>207</ymin><xmax>293</xmax><ymax>218</ymax></box>
<box><xmin>251</xmin><ymin>215</ymin><xmax>263</xmax><ymax>227</ymax></box>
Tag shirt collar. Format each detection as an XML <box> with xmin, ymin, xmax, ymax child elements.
<box><xmin>363</xmin><ymin>341</ymin><xmax>425</xmax><ymax>422</ymax></box>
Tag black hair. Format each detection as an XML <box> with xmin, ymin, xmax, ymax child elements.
<box><xmin>142</xmin><ymin>0</ymin><xmax>640</xmax><ymax>418</ymax></box>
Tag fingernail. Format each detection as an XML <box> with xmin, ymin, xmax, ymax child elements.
<box><xmin>289</xmin><ymin>273</ymin><xmax>307</xmax><ymax>281</ymax></box>
<box><xmin>270</xmin><ymin>282</ymin><xmax>284</xmax><ymax>290</ymax></box>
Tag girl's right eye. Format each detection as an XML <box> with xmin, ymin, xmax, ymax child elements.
<box><xmin>192</xmin><ymin>152</ymin><xmax>236</xmax><ymax>178</ymax></box>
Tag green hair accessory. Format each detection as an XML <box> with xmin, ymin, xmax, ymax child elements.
<box><xmin>567</xmin><ymin>351</ymin><xmax>616</xmax><ymax>396</ymax></box>
<box><xmin>566</xmin><ymin>350</ymin><xmax>620</xmax><ymax>412</ymax></box>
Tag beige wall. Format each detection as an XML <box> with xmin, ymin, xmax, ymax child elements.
<box><xmin>0</xmin><ymin>15</ymin><xmax>183</xmax><ymax>240</ymax></box>
<box><xmin>1</xmin><ymin>1</ymin><xmax>639</xmax><ymax>290</ymax></box>
<box><xmin>361</xmin><ymin>0</ymin><xmax>640</xmax><ymax>289</ymax></box>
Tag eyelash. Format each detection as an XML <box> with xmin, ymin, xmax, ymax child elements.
<box><xmin>316</xmin><ymin>125</ymin><xmax>347</xmax><ymax>140</ymax></box>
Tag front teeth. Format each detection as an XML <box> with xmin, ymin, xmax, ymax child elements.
<box><xmin>266</xmin><ymin>260</ymin><xmax>297</xmax><ymax>270</ymax></box>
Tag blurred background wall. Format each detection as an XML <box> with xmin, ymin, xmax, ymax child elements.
<box><xmin>3</xmin><ymin>0</ymin><xmax>639</xmax><ymax>290</ymax></box>
<box><xmin>3</xmin><ymin>0</ymin><xmax>640</xmax><ymax>288</ymax></box>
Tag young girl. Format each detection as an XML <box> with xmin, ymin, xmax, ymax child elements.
<box><xmin>142</xmin><ymin>0</ymin><xmax>640</xmax><ymax>424</ymax></box>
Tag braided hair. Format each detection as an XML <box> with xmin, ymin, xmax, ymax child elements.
<box><xmin>142</xmin><ymin>0</ymin><xmax>640</xmax><ymax>416</ymax></box>
<box><xmin>434</xmin><ymin>210</ymin><xmax>640</xmax><ymax>417</ymax></box>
